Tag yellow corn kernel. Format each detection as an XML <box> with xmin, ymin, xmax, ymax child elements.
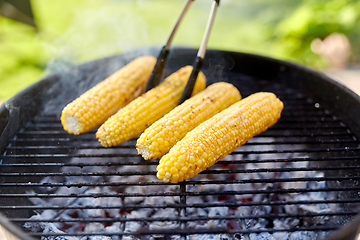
<box><xmin>60</xmin><ymin>56</ymin><xmax>156</xmax><ymax>135</ymax></box>
<box><xmin>136</xmin><ymin>82</ymin><xmax>241</xmax><ymax>160</ymax></box>
<box><xmin>156</xmin><ymin>92</ymin><xmax>284</xmax><ymax>183</ymax></box>
<box><xmin>96</xmin><ymin>65</ymin><xmax>206</xmax><ymax>147</ymax></box>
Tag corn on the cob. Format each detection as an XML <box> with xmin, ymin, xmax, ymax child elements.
<box><xmin>60</xmin><ymin>56</ymin><xmax>156</xmax><ymax>135</ymax></box>
<box><xmin>136</xmin><ymin>82</ymin><xmax>242</xmax><ymax>160</ymax></box>
<box><xmin>156</xmin><ymin>92</ymin><xmax>284</xmax><ymax>183</ymax></box>
<box><xmin>96</xmin><ymin>65</ymin><xmax>206</xmax><ymax>147</ymax></box>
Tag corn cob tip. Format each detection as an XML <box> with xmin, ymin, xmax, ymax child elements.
<box><xmin>61</xmin><ymin>113</ymin><xmax>82</xmax><ymax>135</ymax></box>
<box><xmin>136</xmin><ymin>145</ymin><xmax>152</xmax><ymax>160</ymax></box>
<box><xmin>60</xmin><ymin>55</ymin><xmax>156</xmax><ymax>135</ymax></box>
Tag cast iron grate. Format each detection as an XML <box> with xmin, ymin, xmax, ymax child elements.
<box><xmin>1</xmin><ymin>71</ymin><xmax>360</xmax><ymax>240</ymax></box>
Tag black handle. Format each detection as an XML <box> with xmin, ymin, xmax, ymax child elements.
<box><xmin>145</xmin><ymin>46</ymin><xmax>169</xmax><ymax>91</ymax></box>
<box><xmin>178</xmin><ymin>56</ymin><xmax>203</xmax><ymax>105</ymax></box>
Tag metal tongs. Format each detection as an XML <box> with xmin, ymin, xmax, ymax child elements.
<box><xmin>145</xmin><ymin>0</ymin><xmax>220</xmax><ymax>105</ymax></box>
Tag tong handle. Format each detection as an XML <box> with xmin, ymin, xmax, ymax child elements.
<box><xmin>145</xmin><ymin>0</ymin><xmax>194</xmax><ymax>92</ymax></box>
<box><xmin>178</xmin><ymin>56</ymin><xmax>203</xmax><ymax>104</ymax></box>
<box><xmin>145</xmin><ymin>46</ymin><xmax>169</xmax><ymax>91</ymax></box>
<box><xmin>178</xmin><ymin>0</ymin><xmax>220</xmax><ymax>105</ymax></box>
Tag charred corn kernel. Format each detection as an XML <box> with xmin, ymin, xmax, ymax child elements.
<box><xmin>60</xmin><ymin>56</ymin><xmax>156</xmax><ymax>135</ymax></box>
<box><xmin>96</xmin><ymin>66</ymin><xmax>206</xmax><ymax>147</ymax></box>
<box><xmin>136</xmin><ymin>82</ymin><xmax>241</xmax><ymax>160</ymax></box>
<box><xmin>156</xmin><ymin>92</ymin><xmax>284</xmax><ymax>183</ymax></box>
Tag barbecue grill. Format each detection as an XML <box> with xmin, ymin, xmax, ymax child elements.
<box><xmin>1</xmin><ymin>47</ymin><xmax>360</xmax><ymax>240</ymax></box>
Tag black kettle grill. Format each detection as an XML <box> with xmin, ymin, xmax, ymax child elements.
<box><xmin>1</xmin><ymin>47</ymin><xmax>360</xmax><ymax>240</ymax></box>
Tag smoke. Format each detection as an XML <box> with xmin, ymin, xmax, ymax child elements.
<box><xmin>42</xmin><ymin>0</ymin><xmax>226</xmax><ymax>75</ymax></box>
<box><xmin>43</xmin><ymin>1</ymin><xmax>168</xmax><ymax>74</ymax></box>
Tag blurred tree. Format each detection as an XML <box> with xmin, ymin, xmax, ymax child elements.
<box><xmin>0</xmin><ymin>0</ymin><xmax>360</xmax><ymax>103</ymax></box>
<box><xmin>0</xmin><ymin>0</ymin><xmax>45</xmax><ymax>102</ymax></box>
<box><xmin>274</xmin><ymin>0</ymin><xmax>360</xmax><ymax>67</ymax></box>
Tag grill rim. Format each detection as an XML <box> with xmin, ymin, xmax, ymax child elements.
<box><xmin>2</xmin><ymin>47</ymin><xmax>360</xmax><ymax>149</ymax></box>
<box><xmin>1</xmin><ymin>47</ymin><xmax>360</xmax><ymax>239</ymax></box>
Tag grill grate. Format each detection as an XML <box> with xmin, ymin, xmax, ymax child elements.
<box><xmin>1</xmin><ymin>65</ymin><xmax>360</xmax><ymax>239</ymax></box>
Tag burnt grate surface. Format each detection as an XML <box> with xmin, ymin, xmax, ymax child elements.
<box><xmin>1</xmin><ymin>70</ymin><xmax>360</xmax><ymax>240</ymax></box>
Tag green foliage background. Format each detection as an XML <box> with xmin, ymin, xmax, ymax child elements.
<box><xmin>1</xmin><ymin>0</ymin><xmax>359</xmax><ymax>102</ymax></box>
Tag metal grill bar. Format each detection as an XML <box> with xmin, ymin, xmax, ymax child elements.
<box><xmin>9</xmin><ymin>211</ymin><xmax>359</xmax><ymax>224</ymax></box>
<box><xmin>4</xmin><ymin>138</ymin><xmax>360</xmax><ymax>148</ymax></box>
<box><xmin>24</xmin><ymin>228</ymin><xmax>344</xmax><ymax>239</ymax></box>
<box><xmin>1</xmin><ymin>166</ymin><xmax>360</xmax><ymax>179</ymax></box>
<box><xmin>22</xmin><ymin>226</ymin><xmax>345</xmax><ymax>239</ymax></box>
<box><xmin>1</xmin><ymin>186</ymin><xmax>360</xmax><ymax>198</ymax></box>
<box><xmin>1</xmin><ymin>155</ymin><xmax>359</xmax><ymax>167</ymax></box>
<box><xmin>2</xmin><ymin>199</ymin><xmax>360</xmax><ymax>211</ymax></box>
<box><xmin>0</xmin><ymin>156</ymin><xmax>360</xmax><ymax>170</ymax></box>
<box><xmin>2</xmin><ymin>147</ymin><xmax>360</xmax><ymax>159</ymax></box>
